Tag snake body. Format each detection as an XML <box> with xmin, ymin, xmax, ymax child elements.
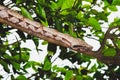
<box><xmin>0</xmin><ymin>5</ymin><xmax>93</xmax><ymax>52</ymax></box>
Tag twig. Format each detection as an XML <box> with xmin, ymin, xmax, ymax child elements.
<box><xmin>97</xmin><ymin>26</ymin><xmax>119</xmax><ymax>54</ymax></box>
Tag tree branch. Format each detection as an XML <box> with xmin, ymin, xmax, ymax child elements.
<box><xmin>97</xmin><ymin>27</ymin><xmax>116</xmax><ymax>54</ymax></box>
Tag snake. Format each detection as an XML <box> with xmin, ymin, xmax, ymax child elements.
<box><xmin>0</xmin><ymin>5</ymin><xmax>93</xmax><ymax>52</ymax></box>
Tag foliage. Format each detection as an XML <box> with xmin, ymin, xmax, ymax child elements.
<box><xmin>0</xmin><ymin>0</ymin><xmax>120</xmax><ymax>80</ymax></box>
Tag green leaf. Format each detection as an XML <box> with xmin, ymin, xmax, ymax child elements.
<box><xmin>21</xmin><ymin>47</ymin><xmax>31</xmax><ymax>52</ymax></box>
<box><xmin>97</xmin><ymin>12</ymin><xmax>108</xmax><ymax>22</ymax></box>
<box><xmin>16</xmin><ymin>75</ymin><xmax>27</xmax><ymax>80</ymax></box>
<box><xmin>110</xmin><ymin>18</ymin><xmax>120</xmax><ymax>27</ymax></box>
<box><xmin>13</xmin><ymin>54</ymin><xmax>20</xmax><ymax>62</ymax></box>
<box><xmin>21</xmin><ymin>52</ymin><xmax>30</xmax><ymax>62</ymax></box>
<box><xmin>108</xmin><ymin>5</ymin><xmax>118</xmax><ymax>11</ymax></box>
<box><xmin>16</xmin><ymin>0</ymin><xmax>23</xmax><ymax>4</ymax></box>
<box><xmin>76</xmin><ymin>11</ymin><xmax>84</xmax><ymax>19</ymax></box>
<box><xmin>3</xmin><ymin>54</ymin><xmax>11</xmax><ymax>60</ymax></box>
<box><xmin>23</xmin><ymin>62</ymin><xmax>32</xmax><ymax>69</ymax></box>
<box><xmin>81</xmin><ymin>55</ymin><xmax>91</xmax><ymax>62</ymax></box>
<box><xmin>57</xmin><ymin>67</ymin><xmax>67</xmax><ymax>72</ymax></box>
<box><xmin>11</xmin><ymin>61</ymin><xmax>20</xmax><ymax>70</ymax></box>
<box><xmin>112</xmin><ymin>0</ymin><xmax>120</xmax><ymax>5</ymax></box>
<box><xmin>36</xmin><ymin>4</ymin><xmax>46</xmax><ymax>20</ymax></box>
<box><xmin>103</xmin><ymin>48</ymin><xmax>116</xmax><ymax>56</ymax></box>
<box><xmin>88</xmin><ymin>17</ymin><xmax>101</xmax><ymax>30</ymax></box>
<box><xmin>83</xmin><ymin>75</ymin><xmax>93</xmax><ymax>80</ymax></box>
<box><xmin>35</xmin><ymin>4</ymin><xmax>48</xmax><ymax>26</ymax></box>
<box><xmin>43</xmin><ymin>57</ymin><xmax>51</xmax><ymax>71</ymax></box>
<box><xmin>41</xmin><ymin>20</ymin><xmax>48</xmax><ymax>26</ymax></box>
<box><xmin>116</xmin><ymin>39</ymin><xmax>120</xmax><ymax>49</ymax></box>
<box><xmin>0</xmin><ymin>60</ymin><xmax>10</xmax><ymax>73</ymax></box>
<box><xmin>65</xmin><ymin>70</ymin><xmax>73</xmax><ymax>80</ymax></box>
<box><xmin>42</xmin><ymin>41</ymin><xmax>48</xmax><ymax>45</ymax></box>
<box><xmin>23</xmin><ymin>61</ymin><xmax>40</xmax><ymax>72</ymax></box>
<box><xmin>76</xmin><ymin>76</ymin><xmax>83</xmax><ymax>80</ymax></box>
<box><xmin>68</xmin><ymin>23</ymin><xmax>77</xmax><ymax>37</ymax></box>
<box><xmin>53</xmin><ymin>65</ymin><xmax>66</xmax><ymax>72</ymax></box>
<box><xmin>55</xmin><ymin>18</ymin><xmax>62</xmax><ymax>32</ymax></box>
<box><xmin>50</xmin><ymin>1</ymin><xmax>58</xmax><ymax>11</ymax></box>
<box><xmin>57</xmin><ymin>0</ymin><xmax>64</xmax><ymax>8</ymax></box>
<box><xmin>61</xmin><ymin>0</ymin><xmax>74</xmax><ymax>10</ymax></box>
<box><xmin>24</xmin><ymin>61</ymin><xmax>41</xmax><ymax>69</ymax></box>
<box><xmin>60</xmin><ymin>10</ymin><xmax>70</xmax><ymax>15</ymax></box>
<box><xmin>60</xmin><ymin>0</ymin><xmax>74</xmax><ymax>15</ymax></box>
<box><xmin>86</xmin><ymin>0</ymin><xmax>93</xmax><ymax>2</ymax></box>
<box><xmin>82</xmin><ymin>4</ymin><xmax>91</xmax><ymax>9</ymax></box>
<box><xmin>21</xmin><ymin>7</ymin><xmax>33</xmax><ymax>20</ymax></box>
<box><xmin>37</xmin><ymin>0</ymin><xmax>45</xmax><ymax>4</ymax></box>
<box><xmin>90</xmin><ymin>64</ymin><xmax>97</xmax><ymax>72</ymax></box>
<box><xmin>104</xmin><ymin>0</ymin><xmax>110</xmax><ymax>7</ymax></box>
<box><xmin>32</xmin><ymin>37</ymin><xmax>39</xmax><ymax>48</ymax></box>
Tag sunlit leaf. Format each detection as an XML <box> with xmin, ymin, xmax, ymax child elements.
<box><xmin>43</xmin><ymin>57</ymin><xmax>51</xmax><ymax>71</ymax></box>
<box><xmin>50</xmin><ymin>1</ymin><xmax>58</xmax><ymax>11</ymax></box>
<box><xmin>21</xmin><ymin>7</ymin><xmax>33</xmax><ymax>20</ymax></box>
<box><xmin>83</xmin><ymin>75</ymin><xmax>93</xmax><ymax>80</ymax></box>
<box><xmin>112</xmin><ymin>0</ymin><xmax>120</xmax><ymax>5</ymax></box>
<box><xmin>36</xmin><ymin>4</ymin><xmax>46</xmax><ymax>20</ymax></box>
<box><xmin>42</xmin><ymin>41</ymin><xmax>48</xmax><ymax>45</ymax></box>
<box><xmin>60</xmin><ymin>0</ymin><xmax>74</xmax><ymax>15</ymax></box>
<box><xmin>104</xmin><ymin>0</ymin><xmax>110</xmax><ymax>7</ymax></box>
<box><xmin>57</xmin><ymin>0</ymin><xmax>64</xmax><ymax>8</ymax></box>
<box><xmin>16</xmin><ymin>75</ymin><xmax>27</xmax><ymax>80</ymax></box>
<box><xmin>61</xmin><ymin>0</ymin><xmax>74</xmax><ymax>10</ymax></box>
<box><xmin>110</xmin><ymin>18</ymin><xmax>120</xmax><ymax>27</ymax></box>
<box><xmin>108</xmin><ymin>5</ymin><xmax>118</xmax><ymax>11</ymax></box>
<box><xmin>82</xmin><ymin>4</ymin><xmax>91</xmax><ymax>9</ymax></box>
<box><xmin>23</xmin><ymin>61</ymin><xmax>40</xmax><ymax>72</ymax></box>
<box><xmin>88</xmin><ymin>17</ymin><xmax>101</xmax><ymax>30</ymax></box>
<box><xmin>86</xmin><ymin>0</ymin><xmax>93</xmax><ymax>2</ymax></box>
<box><xmin>56</xmin><ymin>67</ymin><xmax>66</xmax><ymax>72</ymax></box>
<box><xmin>76</xmin><ymin>11</ymin><xmax>84</xmax><ymax>19</ymax></box>
<box><xmin>65</xmin><ymin>70</ymin><xmax>73</xmax><ymax>80</ymax></box>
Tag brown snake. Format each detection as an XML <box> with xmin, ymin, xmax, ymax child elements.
<box><xmin>0</xmin><ymin>5</ymin><xmax>93</xmax><ymax>52</ymax></box>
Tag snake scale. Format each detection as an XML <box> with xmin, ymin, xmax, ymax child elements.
<box><xmin>0</xmin><ymin>5</ymin><xmax>93</xmax><ymax>52</ymax></box>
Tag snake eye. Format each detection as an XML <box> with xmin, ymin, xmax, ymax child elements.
<box><xmin>72</xmin><ymin>45</ymin><xmax>83</xmax><ymax>48</ymax></box>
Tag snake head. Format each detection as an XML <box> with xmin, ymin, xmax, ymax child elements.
<box><xmin>71</xmin><ymin>38</ymin><xmax>93</xmax><ymax>52</ymax></box>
